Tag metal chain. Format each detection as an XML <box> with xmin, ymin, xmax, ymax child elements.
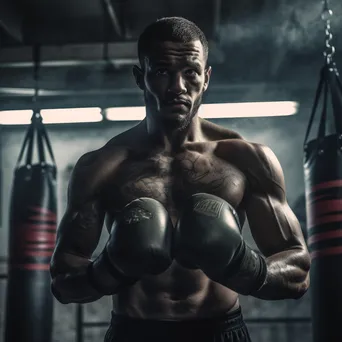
<box><xmin>321</xmin><ymin>0</ymin><xmax>335</xmax><ymax>64</ymax></box>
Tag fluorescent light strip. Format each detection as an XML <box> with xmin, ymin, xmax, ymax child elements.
<box><xmin>0</xmin><ymin>110</ymin><xmax>33</xmax><ymax>125</ymax></box>
<box><xmin>105</xmin><ymin>101</ymin><xmax>299</xmax><ymax>121</ymax></box>
<box><xmin>0</xmin><ymin>102</ymin><xmax>298</xmax><ymax>125</ymax></box>
<box><xmin>0</xmin><ymin>107</ymin><xmax>103</xmax><ymax>125</ymax></box>
<box><xmin>199</xmin><ymin>101</ymin><xmax>298</xmax><ymax>118</ymax></box>
<box><xmin>41</xmin><ymin>107</ymin><xmax>102</xmax><ymax>124</ymax></box>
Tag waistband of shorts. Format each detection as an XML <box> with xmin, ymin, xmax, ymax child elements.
<box><xmin>110</xmin><ymin>306</ymin><xmax>245</xmax><ymax>331</ymax></box>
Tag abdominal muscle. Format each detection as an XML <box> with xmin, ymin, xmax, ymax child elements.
<box><xmin>112</xmin><ymin>261</ymin><xmax>239</xmax><ymax>320</ymax></box>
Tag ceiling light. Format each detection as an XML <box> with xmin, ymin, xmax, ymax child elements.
<box><xmin>105</xmin><ymin>101</ymin><xmax>299</xmax><ymax>121</ymax></box>
<box><xmin>0</xmin><ymin>108</ymin><xmax>103</xmax><ymax>125</ymax></box>
<box><xmin>0</xmin><ymin>110</ymin><xmax>33</xmax><ymax>125</ymax></box>
<box><xmin>41</xmin><ymin>107</ymin><xmax>102</xmax><ymax>124</ymax></box>
<box><xmin>0</xmin><ymin>102</ymin><xmax>298</xmax><ymax>125</ymax></box>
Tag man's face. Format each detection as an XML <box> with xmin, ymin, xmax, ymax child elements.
<box><xmin>134</xmin><ymin>40</ymin><xmax>211</xmax><ymax>129</ymax></box>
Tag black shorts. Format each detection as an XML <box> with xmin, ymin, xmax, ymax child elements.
<box><xmin>104</xmin><ymin>307</ymin><xmax>251</xmax><ymax>342</ymax></box>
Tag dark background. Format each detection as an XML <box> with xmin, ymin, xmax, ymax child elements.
<box><xmin>0</xmin><ymin>0</ymin><xmax>340</xmax><ymax>340</ymax></box>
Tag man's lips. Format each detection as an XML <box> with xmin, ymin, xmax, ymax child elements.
<box><xmin>165</xmin><ymin>99</ymin><xmax>190</xmax><ymax>107</ymax></box>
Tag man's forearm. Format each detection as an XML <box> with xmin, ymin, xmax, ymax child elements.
<box><xmin>51</xmin><ymin>265</ymin><xmax>103</xmax><ymax>304</ymax></box>
<box><xmin>51</xmin><ymin>254</ymin><xmax>122</xmax><ymax>304</ymax></box>
<box><xmin>254</xmin><ymin>248</ymin><xmax>310</xmax><ymax>300</ymax></box>
<box><xmin>226</xmin><ymin>248</ymin><xmax>311</xmax><ymax>300</ymax></box>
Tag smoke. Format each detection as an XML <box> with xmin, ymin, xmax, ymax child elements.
<box><xmin>215</xmin><ymin>0</ymin><xmax>341</xmax><ymax>78</ymax></box>
<box><xmin>218</xmin><ymin>0</ymin><xmax>342</xmax><ymax>52</ymax></box>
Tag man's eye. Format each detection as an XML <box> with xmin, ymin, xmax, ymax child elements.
<box><xmin>155</xmin><ymin>69</ymin><xmax>168</xmax><ymax>76</ymax></box>
<box><xmin>185</xmin><ymin>69</ymin><xmax>198</xmax><ymax>76</ymax></box>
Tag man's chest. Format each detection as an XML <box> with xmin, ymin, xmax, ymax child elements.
<box><xmin>104</xmin><ymin>150</ymin><xmax>248</xmax><ymax>216</ymax></box>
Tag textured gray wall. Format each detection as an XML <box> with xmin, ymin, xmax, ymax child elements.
<box><xmin>0</xmin><ymin>95</ymin><xmax>319</xmax><ymax>341</ymax></box>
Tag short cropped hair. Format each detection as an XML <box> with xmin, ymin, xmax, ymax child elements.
<box><xmin>137</xmin><ymin>17</ymin><xmax>209</xmax><ymax>67</ymax></box>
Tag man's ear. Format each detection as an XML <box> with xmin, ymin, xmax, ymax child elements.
<box><xmin>203</xmin><ymin>66</ymin><xmax>212</xmax><ymax>92</ymax></box>
<box><xmin>132</xmin><ymin>65</ymin><xmax>144</xmax><ymax>90</ymax></box>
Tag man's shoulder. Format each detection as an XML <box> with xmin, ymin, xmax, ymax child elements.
<box><xmin>222</xmin><ymin>140</ymin><xmax>273</xmax><ymax>160</ymax></box>
<box><xmin>218</xmin><ymin>139</ymin><xmax>285</xmax><ymax>193</ymax></box>
<box><xmin>72</xmin><ymin>136</ymin><xmax>131</xmax><ymax>183</ymax></box>
<box><xmin>201</xmin><ymin>119</ymin><xmax>271</xmax><ymax>158</ymax></box>
<box><xmin>75</xmin><ymin>123</ymin><xmax>146</xmax><ymax>175</ymax></box>
<box><xmin>201</xmin><ymin>119</ymin><xmax>244</xmax><ymax>141</ymax></box>
<box><xmin>217</xmin><ymin>138</ymin><xmax>281</xmax><ymax>174</ymax></box>
<box><xmin>77</xmin><ymin>142</ymin><xmax>127</xmax><ymax>169</ymax></box>
<box><xmin>66</xmin><ymin>142</ymin><xmax>128</xmax><ymax>203</ymax></box>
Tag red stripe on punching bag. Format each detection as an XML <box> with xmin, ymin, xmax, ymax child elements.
<box><xmin>25</xmin><ymin>230</ymin><xmax>56</xmax><ymax>243</ymax></box>
<box><xmin>11</xmin><ymin>263</ymin><xmax>51</xmax><ymax>271</ymax></box>
<box><xmin>308</xmin><ymin>230</ymin><xmax>342</xmax><ymax>245</ymax></box>
<box><xmin>25</xmin><ymin>241</ymin><xmax>56</xmax><ymax>249</ymax></box>
<box><xmin>28</xmin><ymin>206</ymin><xmax>57</xmax><ymax>221</ymax></box>
<box><xmin>310</xmin><ymin>246</ymin><xmax>342</xmax><ymax>259</ymax></box>
<box><xmin>24</xmin><ymin>251</ymin><xmax>55</xmax><ymax>257</ymax></box>
<box><xmin>310</xmin><ymin>199</ymin><xmax>342</xmax><ymax>215</ymax></box>
<box><xmin>30</xmin><ymin>215</ymin><xmax>56</xmax><ymax>221</ymax></box>
<box><xmin>309</xmin><ymin>194</ymin><xmax>332</xmax><ymax>202</ymax></box>
<box><xmin>24</xmin><ymin>223</ymin><xmax>56</xmax><ymax>230</ymax></box>
<box><xmin>14</xmin><ymin>223</ymin><xmax>56</xmax><ymax>259</ymax></box>
<box><xmin>11</xmin><ymin>206</ymin><xmax>57</xmax><ymax>269</ymax></box>
<box><xmin>307</xmin><ymin>214</ymin><xmax>342</xmax><ymax>229</ymax></box>
<box><xmin>308</xmin><ymin>179</ymin><xmax>342</xmax><ymax>193</ymax></box>
<box><xmin>307</xmin><ymin>199</ymin><xmax>342</xmax><ymax>228</ymax></box>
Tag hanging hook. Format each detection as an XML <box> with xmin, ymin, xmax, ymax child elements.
<box><xmin>321</xmin><ymin>0</ymin><xmax>333</xmax><ymax>20</ymax></box>
<box><xmin>32</xmin><ymin>45</ymin><xmax>42</xmax><ymax>121</ymax></box>
<box><xmin>321</xmin><ymin>0</ymin><xmax>335</xmax><ymax>64</ymax></box>
<box><xmin>32</xmin><ymin>45</ymin><xmax>40</xmax><ymax>103</ymax></box>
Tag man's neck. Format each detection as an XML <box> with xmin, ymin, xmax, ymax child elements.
<box><xmin>143</xmin><ymin>115</ymin><xmax>204</xmax><ymax>153</ymax></box>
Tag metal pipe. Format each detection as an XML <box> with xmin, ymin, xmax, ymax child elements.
<box><xmin>0</xmin><ymin>87</ymin><xmax>140</xmax><ymax>97</ymax></box>
<box><xmin>102</xmin><ymin>0</ymin><xmax>123</xmax><ymax>37</ymax></box>
<box><xmin>213</xmin><ymin>0</ymin><xmax>222</xmax><ymax>39</ymax></box>
<box><xmin>0</xmin><ymin>58</ymin><xmax>138</xmax><ymax>68</ymax></box>
<box><xmin>76</xmin><ymin>305</ymin><xmax>84</xmax><ymax>342</ymax></box>
<box><xmin>0</xmin><ymin>0</ymin><xmax>23</xmax><ymax>42</ymax></box>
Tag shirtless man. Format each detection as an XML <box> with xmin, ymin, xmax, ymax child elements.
<box><xmin>50</xmin><ymin>17</ymin><xmax>311</xmax><ymax>342</ymax></box>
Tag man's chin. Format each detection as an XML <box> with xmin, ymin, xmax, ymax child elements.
<box><xmin>160</xmin><ymin>109</ymin><xmax>188</xmax><ymax>120</ymax></box>
<box><xmin>160</xmin><ymin>111</ymin><xmax>197</xmax><ymax>131</ymax></box>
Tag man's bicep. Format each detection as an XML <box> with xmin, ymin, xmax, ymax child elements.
<box><xmin>245</xmin><ymin>193</ymin><xmax>306</xmax><ymax>257</ymax></box>
<box><xmin>55</xmin><ymin>152</ymin><xmax>106</xmax><ymax>256</ymax></box>
<box><xmin>244</xmin><ymin>144</ymin><xmax>306</xmax><ymax>256</ymax></box>
<box><xmin>56</xmin><ymin>201</ymin><xmax>105</xmax><ymax>255</ymax></box>
<box><xmin>51</xmin><ymin>199</ymin><xmax>106</xmax><ymax>277</ymax></box>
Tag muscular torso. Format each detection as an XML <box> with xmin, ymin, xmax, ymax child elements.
<box><xmin>98</xmin><ymin>124</ymin><xmax>250</xmax><ymax>319</ymax></box>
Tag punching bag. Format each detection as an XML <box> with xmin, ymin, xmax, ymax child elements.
<box><xmin>304</xmin><ymin>62</ymin><xmax>342</xmax><ymax>342</ymax></box>
<box><xmin>5</xmin><ymin>112</ymin><xmax>57</xmax><ymax>342</ymax></box>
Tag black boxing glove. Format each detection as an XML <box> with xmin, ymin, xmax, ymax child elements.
<box><xmin>175</xmin><ymin>193</ymin><xmax>267</xmax><ymax>296</ymax></box>
<box><xmin>89</xmin><ymin>197</ymin><xmax>173</xmax><ymax>294</ymax></box>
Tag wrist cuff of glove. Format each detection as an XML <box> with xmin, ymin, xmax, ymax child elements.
<box><xmin>87</xmin><ymin>251</ymin><xmax>138</xmax><ymax>295</ymax></box>
<box><xmin>86</xmin><ymin>262</ymin><xmax>108</xmax><ymax>295</ymax></box>
<box><xmin>237</xmin><ymin>245</ymin><xmax>268</xmax><ymax>295</ymax></box>
<box><xmin>102</xmin><ymin>250</ymin><xmax>136</xmax><ymax>283</ymax></box>
<box><xmin>249</xmin><ymin>251</ymin><xmax>267</xmax><ymax>295</ymax></box>
<box><xmin>223</xmin><ymin>243</ymin><xmax>267</xmax><ymax>296</ymax></box>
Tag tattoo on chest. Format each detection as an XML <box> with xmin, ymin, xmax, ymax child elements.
<box><xmin>118</xmin><ymin>154</ymin><xmax>172</xmax><ymax>203</ymax></box>
<box><xmin>179</xmin><ymin>154</ymin><xmax>227</xmax><ymax>190</ymax></box>
<box><xmin>115</xmin><ymin>152</ymin><xmax>233</xmax><ymax>210</ymax></box>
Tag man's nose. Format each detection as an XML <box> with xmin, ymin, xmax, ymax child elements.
<box><xmin>168</xmin><ymin>74</ymin><xmax>187</xmax><ymax>95</ymax></box>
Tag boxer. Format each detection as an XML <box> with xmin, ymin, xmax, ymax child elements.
<box><xmin>50</xmin><ymin>17</ymin><xmax>311</xmax><ymax>342</ymax></box>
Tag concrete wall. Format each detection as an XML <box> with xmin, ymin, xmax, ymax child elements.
<box><xmin>0</xmin><ymin>94</ymin><xmax>320</xmax><ymax>341</ymax></box>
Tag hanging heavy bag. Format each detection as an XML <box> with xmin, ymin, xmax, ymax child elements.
<box><xmin>303</xmin><ymin>62</ymin><xmax>342</xmax><ymax>342</ymax></box>
<box><xmin>5</xmin><ymin>112</ymin><xmax>57</xmax><ymax>342</ymax></box>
